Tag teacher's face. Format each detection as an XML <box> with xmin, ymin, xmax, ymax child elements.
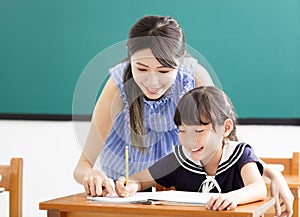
<box><xmin>131</xmin><ymin>48</ymin><xmax>178</xmax><ymax>100</ymax></box>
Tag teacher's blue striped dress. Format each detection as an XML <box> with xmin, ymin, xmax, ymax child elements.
<box><xmin>99</xmin><ymin>57</ymin><xmax>196</xmax><ymax>180</ymax></box>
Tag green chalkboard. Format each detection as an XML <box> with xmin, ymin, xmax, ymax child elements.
<box><xmin>1</xmin><ymin>0</ymin><xmax>299</xmax><ymax>119</ymax></box>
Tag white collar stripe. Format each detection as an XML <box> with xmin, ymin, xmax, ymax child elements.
<box><xmin>217</xmin><ymin>143</ymin><xmax>246</xmax><ymax>171</ymax></box>
<box><xmin>174</xmin><ymin>146</ymin><xmax>206</xmax><ymax>174</ymax></box>
<box><xmin>216</xmin><ymin>143</ymin><xmax>247</xmax><ymax>175</ymax></box>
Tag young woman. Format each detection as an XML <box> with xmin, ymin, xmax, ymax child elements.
<box><xmin>116</xmin><ymin>86</ymin><xmax>267</xmax><ymax>211</ymax></box>
<box><xmin>73</xmin><ymin>15</ymin><xmax>293</xmax><ymax>216</ymax></box>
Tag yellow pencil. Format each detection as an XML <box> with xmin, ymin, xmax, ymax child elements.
<box><xmin>125</xmin><ymin>145</ymin><xmax>129</xmax><ymax>197</ymax></box>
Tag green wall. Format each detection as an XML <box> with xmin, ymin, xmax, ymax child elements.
<box><xmin>1</xmin><ymin>0</ymin><xmax>299</xmax><ymax>118</ymax></box>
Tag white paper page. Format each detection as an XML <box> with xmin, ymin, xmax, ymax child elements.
<box><xmin>148</xmin><ymin>191</ymin><xmax>217</xmax><ymax>204</ymax></box>
<box><xmin>87</xmin><ymin>191</ymin><xmax>217</xmax><ymax>205</ymax></box>
<box><xmin>87</xmin><ymin>192</ymin><xmax>155</xmax><ymax>203</ymax></box>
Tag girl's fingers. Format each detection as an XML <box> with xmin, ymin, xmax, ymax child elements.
<box><xmin>116</xmin><ymin>177</ymin><xmax>127</xmax><ymax>196</ymax></box>
<box><xmin>212</xmin><ymin>197</ymin><xmax>224</xmax><ymax>210</ymax></box>
<box><xmin>216</xmin><ymin>199</ymin><xmax>231</xmax><ymax>210</ymax></box>
<box><xmin>205</xmin><ymin>195</ymin><xmax>218</xmax><ymax>209</ymax></box>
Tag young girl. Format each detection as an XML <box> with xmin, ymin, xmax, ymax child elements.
<box><xmin>115</xmin><ymin>86</ymin><xmax>267</xmax><ymax>211</ymax></box>
<box><xmin>73</xmin><ymin>15</ymin><xmax>293</xmax><ymax>215</ymax></box>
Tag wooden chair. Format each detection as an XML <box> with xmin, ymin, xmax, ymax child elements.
<box><xmin>261</xmin><ymin>152</ymin><xmax>300</xmax><ymax>176</ymax></box>
<box><xmin>0</xmin><ymin>158</ymin><xmax>23</xmax><ymax>217</ymax></box>
<box><xmin>260</xmin><ymin>152</ymin><xmax>300</xmax><ymax>217</ymax></box>
<box><xmin>155</xmin><ymin>184</ymin><xmax>175</xmax><ymax>191</ymax></box>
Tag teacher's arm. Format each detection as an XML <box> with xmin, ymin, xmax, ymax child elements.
<box><xmin>261</xmin><ymin>161</ymin><xmax>294</xmax><ymax>217</ymax></box>
<box><xmin>73</xmin><ymin>76</ymin><xmax>123</xmax><ymax>196</ymax></box>
<box><xmin>194</xmin><ymin>61</ymin><xmax>214</xmax><ymax>87</ymax></box>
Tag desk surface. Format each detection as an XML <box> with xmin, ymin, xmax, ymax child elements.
<box><xmin>39</xmin><ymin>193</ymin><xmax>274</xmax><ymax>217</ymax></box>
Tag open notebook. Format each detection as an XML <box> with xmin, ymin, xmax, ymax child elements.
<box><xmin>87</xmin><ymin>191</ymin><xmax>217</xmax><ymax>205</ymax></box>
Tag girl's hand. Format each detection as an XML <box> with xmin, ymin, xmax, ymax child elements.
<box><xmin>82</xmin><ymin>168</ymin><xmax>115</xmax><ymax>197</ymax></box>
<box><xmin>115</xmin><ymin>176</ymin><xmax>139</xmax><ymax>197</ymax></box>
<box><xmin>205</xmin><ymin>194</ymin><xmax>238</xmax><ymax>211</ymax></box>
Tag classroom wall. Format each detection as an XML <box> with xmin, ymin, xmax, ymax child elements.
<box><xmin>1</xmin><ymin>1</ymin><xmax>300</xmax><ymax>216</ymax></box>
<box><xmin>0</xmin><ymin>120</ymin><xmax>82</xmax><ymax>217</ymax></box>
<box><xmin>1</xmin><ymin>0</ymin><xmax>300</xmax><ymax>119</ymax></box>
<box><xmin>0</xmin><ymin>120</ymin><xmax>300</xmax><ymax>217</ymax></box>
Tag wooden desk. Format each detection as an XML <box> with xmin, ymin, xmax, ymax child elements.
<box><xmin>265</xmin><ymin>175</ymin><xmax>300</xmax><ymax>217</ymax></box>
<box><xmin>39</xmin><ymin>193</ymin><xmax>274</xmax><ymax>217</ymax></box>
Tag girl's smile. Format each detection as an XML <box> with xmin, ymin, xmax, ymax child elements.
<box><xmin>191</xmin><ymin>147</ymin><xmax>204</xmax><ymax>153</ymax></box>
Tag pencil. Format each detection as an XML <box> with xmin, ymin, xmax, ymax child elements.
<box><xmin>125</xmin><ymin>145</ymin><xmax>129</xmax><ymax>197</ymax></box>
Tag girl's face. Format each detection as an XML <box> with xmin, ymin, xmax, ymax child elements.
<box><xmin>178</xmin><ymin>123</ymin><xmax>224</xmax><ymax>163</ymax></box>
<box><xmin>131</xmin><ymin>48</ymin><xmax>178</xmax><ymax>100</ymax></box>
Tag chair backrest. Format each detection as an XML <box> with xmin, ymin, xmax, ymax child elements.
<box><xmin>260</xmin><ymin>152</ymin><xmax>300</xmax><ymax>176</ymax></box>
<box><xmin>0</xmin><ymin>158</ymin><xmax>23</xmax><ymax>217</ymax></box>
<box><xmin>155</xmin><ymin>184</ymin><xmax>175</xmax><ymax>191</ymax></box>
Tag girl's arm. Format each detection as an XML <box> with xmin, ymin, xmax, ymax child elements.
<box><xmin>73</xmin><ymin>77</ymin><xmax>123</xmax><ymax>196</ymax></box>
<box><xmin>115</xmin><ymin>169</ymin><xmax>156</xmax><ymax>197</ymax></box>
<box><xmin>206</xmin><ymin>162</ymin><xmax>267</xmax><ymax>211</ymax></box>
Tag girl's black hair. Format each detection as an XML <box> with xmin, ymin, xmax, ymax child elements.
<box><xmin>174</xmin><ymin>86</ymin><xmax>238</xmax><ymax>142</ymax></box>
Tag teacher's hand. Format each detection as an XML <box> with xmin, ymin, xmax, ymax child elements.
<box><xmin>270</xmin><ymin>171</ymin><xmax>294</xmax><ymax>217</ymax></box>
<box><xmin>82</xmin><ymin>169</ymin><xmax>115</xmax><ymax>197</ymax></box>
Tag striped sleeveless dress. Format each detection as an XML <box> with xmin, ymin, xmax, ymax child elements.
<box><xmin>99</xmin><ymin>57</ymin><xmax>197</xmax><ymax>180</ymax></box>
